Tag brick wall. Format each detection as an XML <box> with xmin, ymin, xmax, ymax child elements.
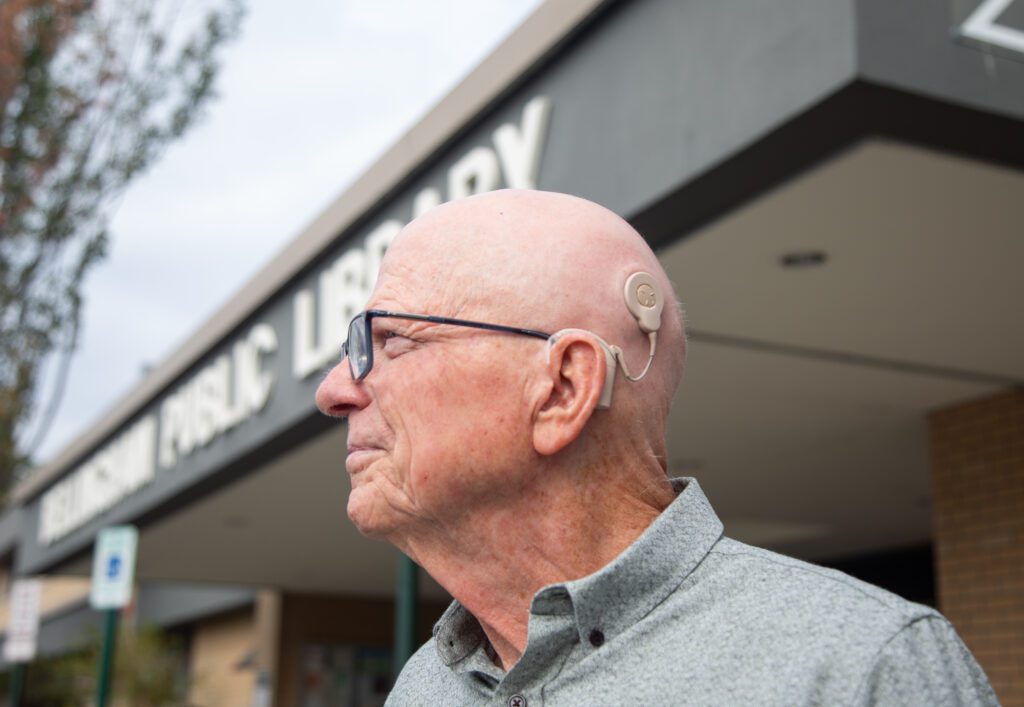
<box><xmin>930</xmin><ymin>388</ymin><xmax>1024</xmax><ymax>706</ymax></box>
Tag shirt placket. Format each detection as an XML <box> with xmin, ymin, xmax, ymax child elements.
<box><xmin>494</xmin><ymin>589</ymin><xmax>579</xmax><ymax>707</ymax></box>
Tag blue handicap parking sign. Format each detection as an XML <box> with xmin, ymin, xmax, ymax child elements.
<box><xmin>90</xmin><ymin>526</ymin><xmax>138</xmax><ymax>609</ymax></box>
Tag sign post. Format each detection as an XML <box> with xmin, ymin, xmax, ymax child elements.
<box><xmin>90</xmin><ymin>526</ymin><xmax>138</xmax><ymax>707</ymax></box>
<box><xmin>8</xmin><ymin>663</ymin><xmax>24</xmax><ymax>707</ymax></box>
<box><xmin>95</xmin><ymin>608</ymin><xmax>119</xmax><ymax>707</ymax></box>
<box><xmin>4</xmin><ymin>578</ymin><xmax>42</xmax><ymax>707</ymax></box>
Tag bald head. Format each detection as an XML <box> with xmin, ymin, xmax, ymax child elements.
<box><xmin>377</xmin><ymin>189</ymin><xmax>686</xmax><ymax>424</ymax></box>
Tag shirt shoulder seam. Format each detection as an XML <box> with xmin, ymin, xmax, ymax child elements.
<box><xmin>847</xmin><ymin>614</ymin><xmax>945</xmax><ymax>706</ymax></box>
<box><xmin>710</xmin><ymin>544</ymin><xmax>938</xmax><ymax>618</ymax></box>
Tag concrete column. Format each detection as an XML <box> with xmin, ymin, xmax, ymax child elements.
<box><xmin>929</xmin><ymin>389</ymin><xmax>1024</xmax><ymax>705</ymax></box>
<box><xmin>254</xmin><ymin>589</ymin><xmax>282</xmax><ymax>707</ymax></box>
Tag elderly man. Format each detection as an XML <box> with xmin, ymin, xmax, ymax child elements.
<box><xmin>316</xmin><ymin>190</ymin><xmax>996</xmax><ymax>705</ymax></box>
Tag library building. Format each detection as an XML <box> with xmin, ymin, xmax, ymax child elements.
<box><xmin>1</xmin><ymin>0</ymin><xmax>1022</xmax><ymax>704</ymax></box>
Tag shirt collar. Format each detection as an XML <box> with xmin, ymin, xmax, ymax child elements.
<box><xmin>433</xmin><ymin>477</ymin><xmax>723</xmax><ymax>666</ymax></box>
<box><xmin>562</xmin><ymin>477</ymin><xmax>723</xmax><ymax>644</ymax></box>
<box><xmin>434</xmin><ymin>599</ymin><xmax>486</xmax><ymax>665</ymax></box>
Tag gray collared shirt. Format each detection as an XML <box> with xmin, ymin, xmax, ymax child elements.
<box><xmin>388</xmin><ymin>478</ymin><xmax>998</xmax><ymax>706</ymax></box>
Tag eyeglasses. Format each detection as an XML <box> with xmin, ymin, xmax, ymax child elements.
<box><xmin>342</xmin><ymin>309</ymin><xmax>552</xmax><ymax>381</ymax></box>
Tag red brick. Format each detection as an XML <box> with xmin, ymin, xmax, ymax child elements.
<box><xmin>930</xmin><ymin>389</ymin><xmax>1024</xmax><ymax>706</ymax></box>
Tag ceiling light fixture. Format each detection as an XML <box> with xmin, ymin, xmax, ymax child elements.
<box><xmin>780</xmin><ymin>250</ymin><xmax>827</xmax><ymax>268</ymax></box>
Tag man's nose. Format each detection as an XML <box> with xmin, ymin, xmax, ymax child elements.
<box><xmin>315</xmin><ymin>359</ymin><xmax>370</xmax><ymax>418</ymax></box>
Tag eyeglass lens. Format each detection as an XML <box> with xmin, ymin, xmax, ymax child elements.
<box><xmin>347</xmin><ymin>312</ymin><xmax>371</xmax><ymax>380</ymax></box>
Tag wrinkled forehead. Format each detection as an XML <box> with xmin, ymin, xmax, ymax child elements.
<box><xmin>369</xmin><ymin>216</ymin><xmax>534</xmax><ymax>320</ymax></box>
<box><xmin>370</xmin><ymin>236</ymin><xmax>471</xmax><ymax>314</ymax></box>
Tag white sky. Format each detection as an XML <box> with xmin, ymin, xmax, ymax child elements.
<box><xmin>33</xmin><ymin>0</ymin><xmax>544</xmax><ymax>463</ymax></box>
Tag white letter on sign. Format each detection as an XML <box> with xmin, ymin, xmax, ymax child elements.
<box><xmin>448</xmin><ymin>146</ymin><xmax>500</xmax><ymax>201</ymax></box>
<box><xmin>494</xmin><ymin>96</ymin><xmax>551</xmax><ymax>189</ymax></box>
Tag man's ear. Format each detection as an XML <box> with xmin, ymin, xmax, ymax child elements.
<box><xmin>533</xmin><ymin>333</ymin><xmax>608</xmax><ymax>456</ymax></box>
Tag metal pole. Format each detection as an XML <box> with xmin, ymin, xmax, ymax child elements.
<box><xmin>8</xmin><ymin>663</ymin><xmax>25</xmax><ymax>706</ymax></box>
<box><xmin>392</xmin><ymin>553</ymin><xmax>419</xmax><ymax>681</ymax></box>
<box><xmin>95</xmin><ymin>608</ymin><xmax>119</xmax><ymax>707</ymax></box>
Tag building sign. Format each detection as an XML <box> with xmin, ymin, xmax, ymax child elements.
<box><xmin>90</xmin><ymin>525</ymin><xmax>138</xmax><ymax>610</ymax></box>
<box><xmin>3</xmin><ymin>579</ymin><xmax>42</xmax><ymax>663</ymax></box>
<box><xmin>39</xmin><ymin>416</ymin><xmax>157</xmax><ymax>545</ymax></box>
<box><xmin>159</xmin><ymin>323</ymin><xmax>277</xmax><ymax>470</ymax></box>
<box><xmin>960</xmin><ymin>0</ymin><xmax>1024</xmax><ymax>57</ymax></box>
<box><xmin>35</xmin><ymin>95</ymin><xmax>552</xmax><ymax>547</ymax></box>
<box><xmin>37</xmin><ymin>322</ymin><xmax>277</xmax><ymax>545</ymax></box>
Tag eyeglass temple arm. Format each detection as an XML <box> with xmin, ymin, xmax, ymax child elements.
<box><xmin>370</xmin><ymin>311</ymin><xmax>551</xmax><ymax>340</ymax></box>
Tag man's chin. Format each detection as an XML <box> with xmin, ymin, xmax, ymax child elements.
<box><xmin>346</xmin><ymin>492</ymin><xmax>399</xmax><ymax>541</ymax></box>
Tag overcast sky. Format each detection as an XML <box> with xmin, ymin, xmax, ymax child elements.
<box><xmin>32</xmin><ymin>0</ymin><xmax>544</xmax><ymax>463</ymax></box>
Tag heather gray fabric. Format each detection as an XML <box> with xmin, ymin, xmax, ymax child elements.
<box><xmin>388</xmin><ymin>478</ymin><xmax>998</xmax><ymax>706</ymax></box>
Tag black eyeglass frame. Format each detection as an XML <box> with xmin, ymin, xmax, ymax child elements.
<box><xmin>343</xmin><ymin>309</ymin><xmax>552</xmax><ymax>381</ymax></box>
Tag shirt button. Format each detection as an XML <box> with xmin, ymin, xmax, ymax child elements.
<box><xmin>589</xmin><ymin>629</ymin><xmax>605</xmax><ymax>647</ymax></box>
<box><xmin>508</xmin><ymin>695</ymin><xmax>527</xmax><ymax>707</ymax></box>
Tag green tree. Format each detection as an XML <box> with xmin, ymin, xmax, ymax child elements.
<box><xmin>0</xmin><ymin>0</ymin><xmax>244</xmax><ymax>497</ymax></box>
<box><xmin>1</xmin><ymin>622</ymin><xmax>192</xmax><ymax>706</ymax></box>
<box><xmin>112</xmin><ymin>623</ymin><xmax>193</xmax><ymax>707</ymax></box>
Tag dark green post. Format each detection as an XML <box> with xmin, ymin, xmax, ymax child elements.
<box><xmin>8</xmin><ymin>663</ymin><xmax>25</xmax><ymax>706</ymax></box>
<box><xmin>392</xmin><ymin>553</ymin><xmax>419</xmax><ymax>681</ymax></box>
<box><xmin>95</xmin><ymin>608</ymin><xmax>119</xmax><ymax>707</ymax></box>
